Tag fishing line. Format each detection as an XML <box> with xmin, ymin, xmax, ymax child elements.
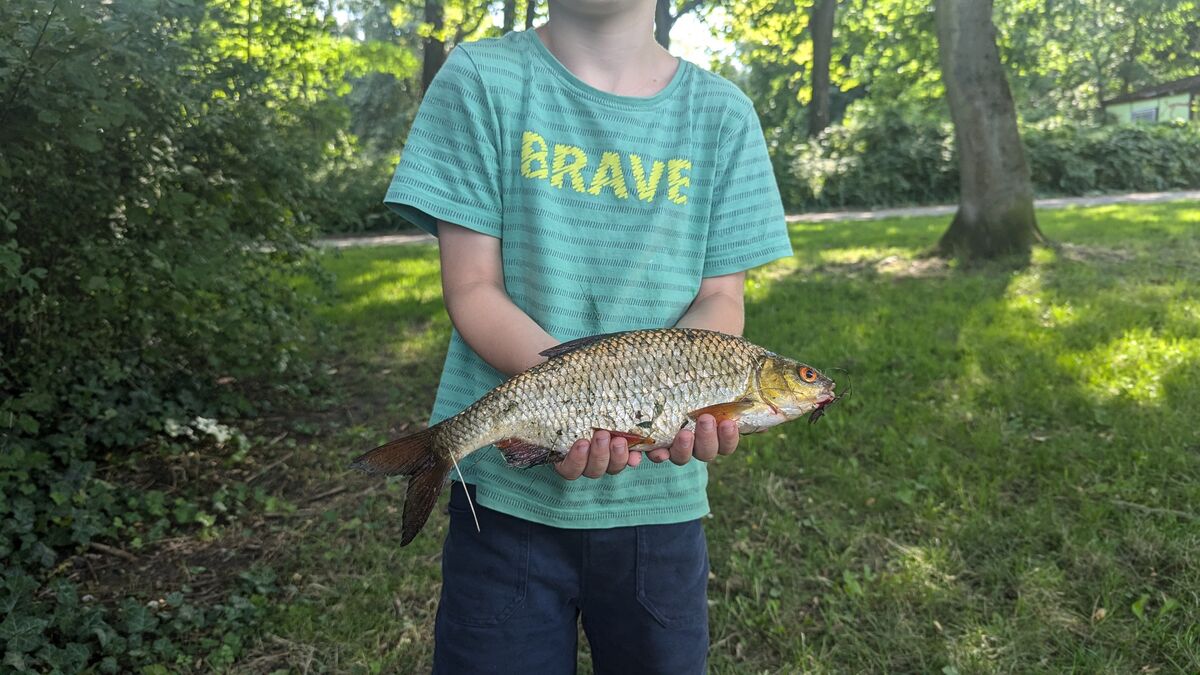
<box><xmin>448</xmin><ymin>453</ymin><xmax>481</xmax><ymax>534</ymax></box>
<box><xmin>824</xmin><ymin>366</ymin><xmax>854</xmax><ymax>404</ymax></box>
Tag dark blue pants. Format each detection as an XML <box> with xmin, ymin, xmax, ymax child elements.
<box><xmin>433</xmin><ymin>482</ymin><xmax>709</xmax><ymax>674</ymax></box>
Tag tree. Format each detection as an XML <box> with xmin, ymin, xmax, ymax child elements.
<box><xmin>934</xmin><ymin>0</ymin><xmax>1043</xmax><ymax>260</ymax></box>
<box><xmin>503</xmin><ymin>0</ymin><xmax>516</xmax><ymax>32</ymax></box>
<box><xmin>420</xmin><ymin>0</ymin><xmax>446</xmax><ymax>91</ymax></box>
<box><xmin>807</xmin><ymin>0</ymin><xmax>836</xmax><ymax>136</ymax></box>
<box><xmin>654</xmin><ymin>0</ymin><xmax>703</xmax><ymax>49</ymax></box>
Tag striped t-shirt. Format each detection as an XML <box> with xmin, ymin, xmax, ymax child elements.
<box><xmin>384</xmin><ymin>29</ymin><xmax>792</xmax><ymax>529</ymax></box>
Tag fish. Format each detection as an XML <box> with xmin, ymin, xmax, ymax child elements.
<box><xmin>350</xmin><ymin>328</ymin><xmax>838</xmax><ymax>545</ymax></box>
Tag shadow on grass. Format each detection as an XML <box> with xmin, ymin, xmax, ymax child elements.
<box><xmin>259</xmin><ymin>202</ymin><xmax>1200</xmax><ymax>674</ymax></box>
<box><xmin>704</xmin><ymin>203</ymin><xmax>1200</xmax><ymax>672</ymax></box>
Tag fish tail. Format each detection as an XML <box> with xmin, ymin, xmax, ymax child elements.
<box><xmin>350</xmin><ymin>425</ymin><xmax>452</xmax><ymax>546</ymax></box>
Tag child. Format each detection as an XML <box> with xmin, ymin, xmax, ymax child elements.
<box><xmin>383</xmin><ymin>0</ymin><xmax>792</xmax><ymax>669</ymax></box>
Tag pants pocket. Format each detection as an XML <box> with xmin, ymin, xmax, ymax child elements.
<box><xmin>635</xmin><ymin>520</ymin><xmax>709</xmax><ymax>628</ymax></box>
<box><xmin>439</xmin><ymin>483</ymin><xmax>530</xmax><ymax>626</ymax></box>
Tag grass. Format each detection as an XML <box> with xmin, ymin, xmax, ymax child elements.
<box><xmin>245</xmin><ymin>201</ymin><xmax>1199</xmax><ymax>673</ymax></box>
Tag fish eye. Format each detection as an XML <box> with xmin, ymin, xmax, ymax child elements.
<box><xmin>798</xmin><ymin>366</ymin><xmax>818</xmax><ymax>383</ymax></box>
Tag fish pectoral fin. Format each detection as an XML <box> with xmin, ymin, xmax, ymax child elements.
<box><xmin>496</xmin><ymin>438</ymin><xmax>559</xmax><ymax>469</ymax></box>
<box><xmin>592</xmin><ymin>428</ymin><xmax>657</xmax><ymax>448</ymax></box>
<box><xmin>686</xmin><ymin>400</ymin><xmax>758</xmax><ymax>424</ymax></box>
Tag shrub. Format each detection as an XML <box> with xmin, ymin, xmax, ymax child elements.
<box><xmin>777</xmin><ymin>107</ymin><xmax>958</xmax><ymax>210</ymax></box>
<box><xmin>0</xmin><ymin>0</ymin><xmax>335</xmax><ymax>668</ymax></box>
<box><xmin>772</xmin><ymin>110</ymin><xmax>1200</xmax><ymax>212</ymax></box>
<box><xmin>1025</xmin><ymin>121</ymin><xmax>1200</xmax><ymax>195</ymax></box>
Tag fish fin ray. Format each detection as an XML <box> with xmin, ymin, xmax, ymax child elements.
<box><xmin>350</xmin><ymin>426</ymin><xmax>439</xmax><ymax>476</ymax></box>
<box><xmin>400</xmin><ymin>454</ymin><xmax>452</xmax><ymax>546</ymax></box>
<box><xmin>496</xmin><ymin>438</ymin><xmax>559</xmax><ymax>468</ymax></box>
<box><xmin>538</xmin><ymin>331</ymin><xmax>631</xmax><ymax>359</ymax></box>
<box><xmin>349</xmin><ymin>425</ymin><xmax>449</xmax><ymax>546</ymax></box>
<box><xmin>686</xmin><ymin>400</ymin><xmax>757</xmax><ymax>424</ymax></box>
<box><xmin>592</xmin><ymin>428</ymin><xmax>657</xmax><ymax>448</ymax></box>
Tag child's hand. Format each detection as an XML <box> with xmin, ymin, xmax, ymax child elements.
<box><xmin>554</xmin><ymin>415</ymin><xmax>740</xmax><ymax>480</ymax></box>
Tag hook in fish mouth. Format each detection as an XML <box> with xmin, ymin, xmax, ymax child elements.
<box><xmin>809</xmin><ymin>371</ymin><xmax>851</xmax><ymax>424</ymax></box>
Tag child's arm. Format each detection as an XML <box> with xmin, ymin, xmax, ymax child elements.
<box><xmin>439</xmin><ymin>221</ymin><xmax>642</xmax><ymax>478</ymax></box>
<box><xmin>439</xmin><ymin>222</ymin><xmax>558</xmax><ymax>376</ymax></box>
<box><xmin>674</xmin><ymin>272</ymin><xmax>746</xmax><ymax>336</ymax></box>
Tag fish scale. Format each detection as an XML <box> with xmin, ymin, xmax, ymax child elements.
<box><xmin>452</xmin><ymin>329</ymin><xmax>760</xmax><ymax>457</ymax></box>
<box><xmin>351</xmin><ymin>328</ymin><xmax>837</xmax><ymax>545</ymax></box>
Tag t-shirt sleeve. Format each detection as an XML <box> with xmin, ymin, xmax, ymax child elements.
<box><xmin>383</xmin><ymin>47</ymin><xmax>502</xmax><ymax>238</ymax></box>
<box><xmin>702</xmin><ymin>105</ymin><xmax>793</xmax><ymax>277</ymax></box>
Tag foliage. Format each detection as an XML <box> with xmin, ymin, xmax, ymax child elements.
<box><xmin>1026</xmin><ymin>122</ymin><xmax>1200</xmax><ymax>195</ymax></box>
<box><xmin>996</xmin><ymin>0</ymin><xmax>1200</xmax><ymax>123</ymax></box>
<box><xmin>777</xmin><ymin>104</ymin><xmax>957</xmax><ymax>210</ymax></box>
<box><xmin>0</xmin><ymin>565</ymin><xmax>279</xmax><ymax>673</ymax></box>
<box><xmin>726</xmin><ymin>0</ymin><xmax>1200</xmax><ymax>162</ymax></box>
<box><xmin>0</xmin><ymin>0</ymin><xmax>369</xmax><ymax>669</ymax></box>
<box><xmin>777</xmin><ymin>108</ymin><xmax>1200</xmax><ymax>211</ymax></box>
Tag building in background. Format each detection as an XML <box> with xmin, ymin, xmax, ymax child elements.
<box><xmin>1103</xmin><ymin>76</ymin><xmax>1200</xmax><ymax>123</ymax></box>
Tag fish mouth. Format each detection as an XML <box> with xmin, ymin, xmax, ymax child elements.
<box><xmin>808</xmin><ymin>388</ymin><xmax>841</xmax><ymax>424</ymax></box>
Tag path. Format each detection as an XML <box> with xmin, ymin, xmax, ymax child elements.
<box><xmin>316</xmin><ymin>189</ymin><xmax>1200</xmax><ymax>249</ymax></box>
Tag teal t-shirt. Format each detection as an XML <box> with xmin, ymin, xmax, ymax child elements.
<box><xmin>384</xmin><ymin>29</ymin><xmax>793</xmax><ymax>529</ymax></box>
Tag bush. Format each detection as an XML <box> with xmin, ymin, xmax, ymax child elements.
<box><xmin>776</xmin><ymin>107</ymin><xmax>957</xmax><ymax>210</ymax></box>
<box><xmin>0</xmin><ymin>0</ymin><xmax>338</xmax><ymax>668</ymax></box>
<box><xmin>1025</xmin><ymin>122</ymin><xmax>1200</xmax><ymax>195</ymax></box>
<box><xmin>773</xmin><ymin>109</ymin><xmax>1200</xmax><ymax>212</ymax></box>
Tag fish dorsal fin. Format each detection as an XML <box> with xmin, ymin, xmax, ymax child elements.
<box><xmin>538</xmin><ymin>331</ymin><xmax>630</xmax><ymax>359</ymax></box>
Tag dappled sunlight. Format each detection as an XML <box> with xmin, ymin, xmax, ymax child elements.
<box><xmin>999</xmin><ymin>268</ymin><xmax>1080</xmax><ymax>332</ymax></box>
<box><xmin>297</xmin><ymin>202</ymin><xmax>1200</xmax><ymax>672</ymax></box>
<box><xmin>945</xmin><ymin>625</ymin><xmax>1007</xmax><ymax>672</ymax></box>
<box><xmin>1064</xmin><ymin>329</ymin><xmax>1199</xmax><ymax>405</ymax></box>
<box><xmin>818</xmin><ymin>246</ymin><xmax>918</xmax><ymax>265</ymax></box>
<box><xmin>1041</xmin><ymin>203</ymin><xmax>1200</xmax><ymax>246</ymax></box>
<box><xmin>880</xmin><ymin>539</ymin><xmax>959</xmax><ymax>602</ymax></box>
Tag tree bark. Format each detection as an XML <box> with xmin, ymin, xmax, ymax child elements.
<box><xmin>934</xmin><ymin>0</ymin><xmax>1043</xmax><ymax>260</ymax></box>
<box><xmin>808</xmin><ymin>0</ymin><xmax>836</xmax><ymax>137</ymax></box>
<box><xmin>525</xmin><ymin>0</ymin><xmax>536</xmax><ymax>29</ymax></box>
<box><xmin>655</xmin><ymin>0</ymin><xmax>674</xmax><ymax>49</ymax></box>
<box><xmin>503</xmin><ymin>0</ymin><xmax>516</xmax><ymax>32</ymax></box>
<box><xmin>421</xmin><ymin>0</ymin><xmax>446</xmax><ymax>94</ymax></box>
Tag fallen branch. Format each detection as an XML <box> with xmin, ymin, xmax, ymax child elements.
<box><xmin>89</xmin><ymin>541</ymin><xmax>138</xmax><ymax>562</ymax></box>
<box><xmin>248</xmin><ymin>451</ymin><xmax>294</xmax><ymax>485</ymax></box>
<box><xmin>1111</xmin><ymin>499</ymin><xmax>1199</xmax><ymax>521</ymax></box>
<box><xmin>304</xmin><ymin>485</ymin><xmax>348</xmax><ymax>504</ymax></box>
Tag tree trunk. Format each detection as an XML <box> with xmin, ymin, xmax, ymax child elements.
<box><xmin>934</xmin><ymin>0</ymin><xmax>1043</xmax><ymax>260</ymax></box>
<box><xmin>655</xmin><ymin>0</ymin><xmax>674</xmax><ymax>49</ymax></box>
<box><xmin>808</xmin><ymin>0</ymin><xmax>836</xmax><ymax>137</ymax></box>
<box><xmin>503</xmin><ymin>0</ymin><xmax>516</xmax><ymax>33</ymax></box>
<box><xmin>525</xmin><ymin>0</ymin><xmax>536</xmax><ymax>29</ymax></box>
<box><xmin>421</xmin><ymin>0</ymin><xmax>446</xmax><ymax>93</ymax></box>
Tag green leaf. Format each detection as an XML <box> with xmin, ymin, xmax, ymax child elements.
<box><xmin>66</xmin><ymin>129</ymin><xmax>103</xmax><ymax>153</ymax></box>
<box><xmin>1131</xmin><ymin>593</ymin><xmax>1150</xmax><ymax>621</ymax></box>
<box><xmin>0</xmin><ymin>614</ymin><xmax>50</xmax><ymax>654</ymax></box>
<box><xmin>1157</xmin><ymin>596</ymin><xmax>1181</xmax><ymax>619</ymax></box>
<box><xmin>16</xmin><ymin>415</ymin><xmax>39</xmax><ymax>435</ymax></box>
<box><xmin>121</xmin><ymin>603</ymin><xmax>155</xmax><ymax>635</ymax></box>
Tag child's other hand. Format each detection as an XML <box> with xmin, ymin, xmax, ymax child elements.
<box><xmin>555</xmin><ymin>430</ymin><xmax>639</xmax><ymax>480</ymax></box>
<box><xmin>645</xmin><ymin>414</ymin><xmax>740</xmax><ymax>465</ymax></box>
<box><xmin>554</xmin><ymin>415</ymin><xmax>740</xmax><ymax>480</ymax></box>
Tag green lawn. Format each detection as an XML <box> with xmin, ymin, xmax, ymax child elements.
<box><xmin>256</xmin><ymin>202</ymin><xmax>1200</xmax><ymax>673</ymax></box>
